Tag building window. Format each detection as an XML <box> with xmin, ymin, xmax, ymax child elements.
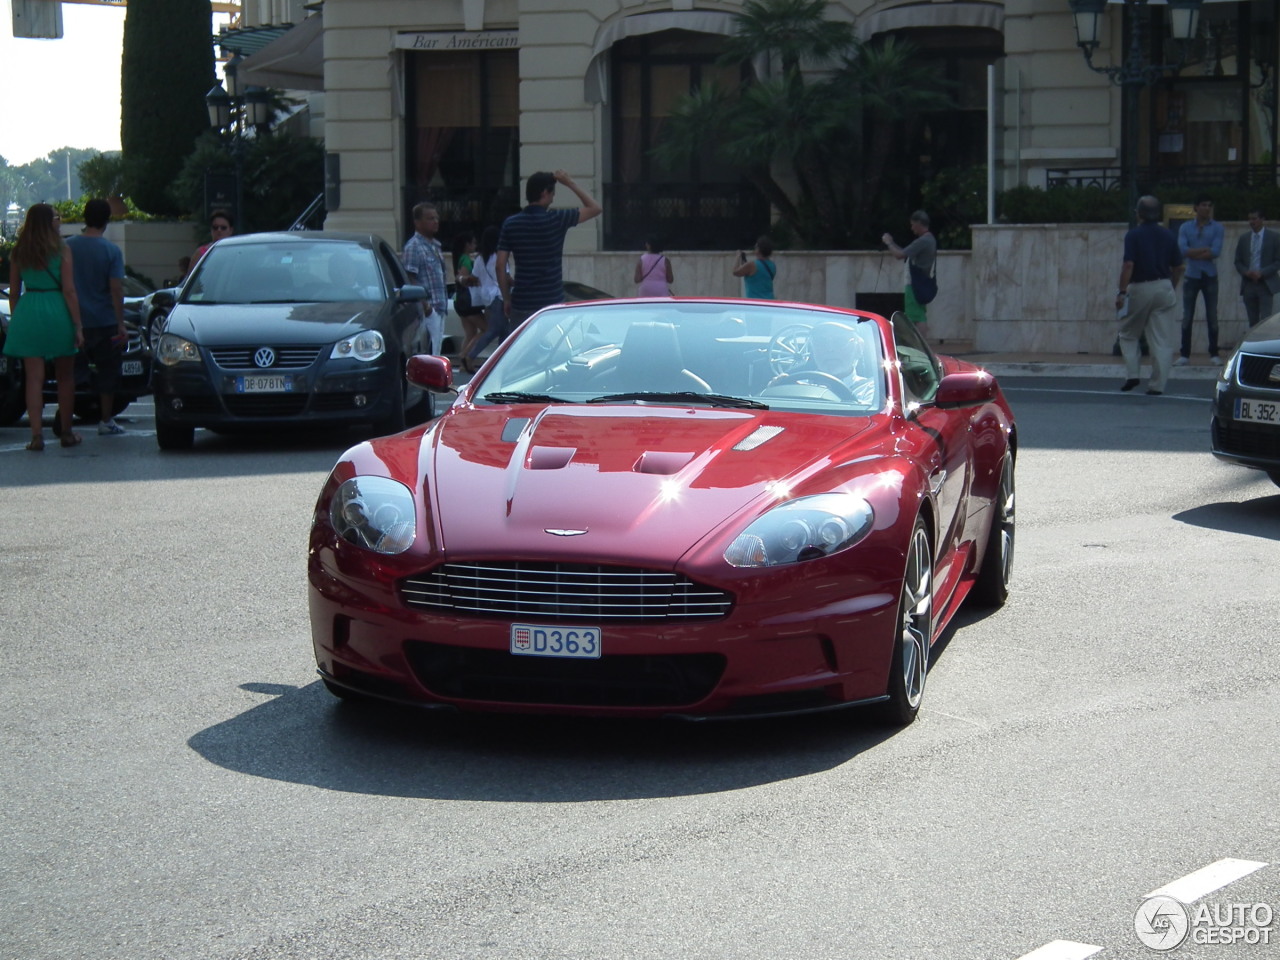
<box><xmin>405</xmin><ymin>50</ymin><xmax>520</xmax><ymax>242</ymax></box>
<box><xmin>605</xmin><ymin>30</ymin><xmax>766</xmax><ymax>251</ymax></box>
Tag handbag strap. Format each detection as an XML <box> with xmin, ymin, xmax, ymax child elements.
<box><xmin>640</xmin><ymin>255</ymin><xmax>665</xmax><ymax>281</ymax></box>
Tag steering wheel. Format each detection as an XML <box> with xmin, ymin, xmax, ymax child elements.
<box><xmin>767</xmin><ymin>371</ymin><xmax>859</xmax><ymax>402</ymax></box>
<box><xmin>769</xmin><ymin>324</ymin><xmax>812</xmax><ymax>376</ymax></box>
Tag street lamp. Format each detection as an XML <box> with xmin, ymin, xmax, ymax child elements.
<box><xmin>204</xmin><ymin>53</ymin><xmax>272</xmax><ymax>228</ymax></box>
<box><xmin>1069</xmin><ymin>0</ymin><xmax>1203</xmax><ymax>220</ymax></box>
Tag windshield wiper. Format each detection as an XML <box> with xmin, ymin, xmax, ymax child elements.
<box><xmin>482</xmin><ymin>391</ymin><xmax>573</xmax><ymax>405</ymax></box>
<box><xmin>587</xmin><ymin>391</ymin><xmax>768</xmax><ymax>409</ymax></box>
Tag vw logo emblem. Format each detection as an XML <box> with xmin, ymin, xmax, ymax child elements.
<box><xmin>254</xmin><ymin>347</ymin><xmax>277</xmax><ymax>369</ymax></box>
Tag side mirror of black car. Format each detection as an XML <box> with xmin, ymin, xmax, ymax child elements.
<box><xmin>934</xmin><ymin>370</ymin><xmax>998</xmax><ymax>409</ymax></box>
<box><xmin>397</xmin><ymin>284</ymin><xmax>428</xmax><ymax>303</ymax></box>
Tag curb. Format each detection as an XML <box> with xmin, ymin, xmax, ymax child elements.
<box><xmin>970</xmin><ymin>361</ymin><xmax>1222</xmax><ymax>380</ymax></box>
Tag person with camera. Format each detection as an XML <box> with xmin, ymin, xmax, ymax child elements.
<box><xmin>733</xmin><ymin>236</ymin><xmax>776</xmax><ymax>299</ymax></box>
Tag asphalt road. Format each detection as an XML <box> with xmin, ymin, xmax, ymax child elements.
<box><xmin>1</xmin><ymin>378</ymin><xmax>1277</xmax><ymax>960</ymax></box>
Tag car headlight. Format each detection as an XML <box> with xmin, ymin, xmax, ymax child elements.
<box><xmin>1221</xmin><ymin>350</ymin><xmax>1239</xmax><ymax>382</ymax></box>
<box><xmin>331</xmin><ymin>330</ymin><xmax>386</xmax><ymax>361</ymax></box>
<box><xmin>724</xmin><ymin>493</ymin><xmax>875</xmax><ymax>567</ymax></box>
<box><xmin>156</xmin><ymin>333</ymin><xmax>200</xmax><ymax>366</ymax></box>
<box><xmin>329</xmin><ymin>476</ymin><xmax>416</xmax><ymax>554</ymax></box>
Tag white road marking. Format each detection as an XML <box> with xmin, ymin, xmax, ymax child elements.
<box><xmin>1014</xmin><ymin>939</ymin><xmax>1102</xmax><ymax>960</ymax></box>
<box><xmin>1146</xmin><ymin>858</ymin><xmax>1269</xmax><ymax>902</ymax></box>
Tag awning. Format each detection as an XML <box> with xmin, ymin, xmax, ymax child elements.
<box><xmin>585</xmin><ymin>11</ymin><xmax>741</xmax><ymax>104</ymax></box>
<box><xmin>238</xmin><ymin>14</ymin><xmax>324</xmax><ymax>91</ymax></box>
<box><xmin>217</xmin><ymin>22</ymin><xmax>293</xmax><ymax>58</ymax></box>
<box><xmin>855</xmin><ymin>1</ymin><xmax>1003</xmax><ymax>40</ymax></box>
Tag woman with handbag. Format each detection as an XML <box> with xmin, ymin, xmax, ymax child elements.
<box><xmin>634</xmin><ymin>235</ymin><xmax>673</xmax><ymax>296</ymax></box>
<box><xmin>4</xmin><ymin>203</ymin><xmax>84</xmax><ymax>450</ymax></box>
<box><xmin>882</xmin><ymin>210</ymin><xmax>938</xmax><ymax>342</ymax></box>
<box><xmin>451</xmin><ymin>232</ymin><xmax>486</xmax><ymax>371</ymax></box>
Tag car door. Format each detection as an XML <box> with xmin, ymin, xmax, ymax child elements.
<box><xmin>890</xmin><ymin>313</ymin><xmax>972</xmax><ymax>592</ymax></box>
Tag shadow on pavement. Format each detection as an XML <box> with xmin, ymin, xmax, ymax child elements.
<box><xmin>187</xmin><ymin>679</ymin><xmax>898</xmax><ymax>802</ymax></box>
<box><xmin>1173</xmin><ymin>494</ymin><xmax>1280</xmax><ymax>540</ymax></box>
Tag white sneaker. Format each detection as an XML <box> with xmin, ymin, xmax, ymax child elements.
<box><xmin>1211</xmin><ymin>355</ymin><xmax>1224</xmax><ymax>366</ymax></box>
<box><xmin>1173</xmin><ymin>356</ymin><xmax>1190</xmax><ymax>366</ymax></box>
<box><xmin>98</xmin><ymin>419</ymin><xmax>126</xmax><ymax>436</ymax></box>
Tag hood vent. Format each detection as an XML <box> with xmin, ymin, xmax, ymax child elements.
<box><xmin>733</xmin><ymin>425</ymin><xmax>784</xmax><ymax>451</ymax></box>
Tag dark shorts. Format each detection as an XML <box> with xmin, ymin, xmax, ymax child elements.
<box><xmin>82</xmin><ymin>327</ymin><xmax>124</xmax><ymax>393</ymax></box>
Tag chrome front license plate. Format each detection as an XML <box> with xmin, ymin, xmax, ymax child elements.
<box><xmin>122</xmin><ymin>360</ymin><xmax>143</xmax><ymax>377</ymax></box>
<box><xmin>236</xmin><ymin>374</ymin><xmax>293</xmax><ymax>393</ymax></box>
<box><xmin>1234</xmin><ymin>398</ymin><xmax>1280</xmax><ymax>424</ymax></box>
<box><xmin>510</xmin><ymin>623</ymin><xmax>602</xmax><ymax>659</ymax></box>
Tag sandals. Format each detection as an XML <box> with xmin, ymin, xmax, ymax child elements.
<box><xmin>60</xmin><ymin>431</ymin><xmax>83</xmax><ymax>448</ymax></box>
<box><xmin>26</xmin><ymin>436</ymin><xmax>44</xmax><ymax>451</ymax></box>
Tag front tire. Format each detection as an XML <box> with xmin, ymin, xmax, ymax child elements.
<box><xmin>156</xmin><ymin>418</ymin><xmax>194</xmax><ymax>450</ymax></box>
<box><xmin>877</xmin><ymin>517</ymin><xmax>932</xmax><ymax>726</ymax></box>
<box><xmin>972</xmin><ymin>453</ymin><xmax>1015</xmax><ymax>607</ymax></box>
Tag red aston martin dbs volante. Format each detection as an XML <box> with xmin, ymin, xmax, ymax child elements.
<box><xmin>307</xmin><ymin>298</ymin><xmax>1016</xmax><ymax>724</ymax></box>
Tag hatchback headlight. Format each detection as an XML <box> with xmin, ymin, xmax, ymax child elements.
<box><xmin>1221</xmin><ymin>350</ymin><xmax>1239</xmax><ymax>382</ymax></box>
<box><xmin>329</xmin><ymin>476</ymin><xmax>416</xmax><ymax>554</ymax></box>
<box><xmin>331</xmin><ymin>330</ymin><xmax>385</xmax><ymax>361</ymax></box>
<box><xmin>156</xmin><ymin>333</ymin><xmax>200</xmax><ymax>366</ymax></box>
<box><xmin>724</xmin><ymin>493</ymin><xmax>875</xmax><ymax>567</ymax></box>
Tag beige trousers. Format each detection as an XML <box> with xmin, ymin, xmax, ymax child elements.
<box><xmin>1119</xmin><ymin>279</ymin><xmax>1179</xmax><ymax>392</ymax></box>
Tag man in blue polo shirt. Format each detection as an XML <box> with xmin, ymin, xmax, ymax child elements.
<box><xmin>496</xmin><ymin>170</ymin><xmax>602</xmax><ymax>329</ymax></box>
<box><xmin>1115</xmin><ymin>195</ymin><xmax>1184</xmax><ymax>395</ymax></box>
<box><xmin>1175</xmin><ymin>193</ymin><xmax>1224</xmax><ymax>365</ymax></box>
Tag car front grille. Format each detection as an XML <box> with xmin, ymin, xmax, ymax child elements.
<box><xmin>1214</xmin><ymin>418</ymin><xmax>1280</xmax><ymax>459</ymax></box>
<box><xmin>400</xmin><ymin>562</ymin><xmax>734</xmax><ymax>622</ymax></box>
<box><xmin>1237</xmin><ymin>353</ymin><xmax>1280</xmax><ymax>390</ymax></box>
<box><xmin>209</xmin><ymin>346</ymin><xmax>322</xmax><ymax>370</ymax></box>
<box><xmin>404</xmin><ymin>640</ymin><xmax>726</xmax><ymax>707</ymax></box>
<box><xmin>224</xmin><ymin>394</ymin><xmax>309</xmax><ymax>417</ymax></box>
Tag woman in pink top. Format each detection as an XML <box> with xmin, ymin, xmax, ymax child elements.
<box><xmin>634</xmin><ymin>236</ymin><xmax>674</xmax><ymax>296</ymax></box>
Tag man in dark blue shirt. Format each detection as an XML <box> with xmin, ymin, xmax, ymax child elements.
<box><xmin>1116</xmin><ymin>196</ymin><xmax>1184</xmax><ymax>395</ymax></box>
<box><xmin>497</xmin><ymin>170</ymin><xmax>602</xmax><ymax>329</ymax></box>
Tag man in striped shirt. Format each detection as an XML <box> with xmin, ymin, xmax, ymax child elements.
<box><xmin>497</xmin><ymin>170</ymin><xmax>602</xmax><ymax>328</ymax></box>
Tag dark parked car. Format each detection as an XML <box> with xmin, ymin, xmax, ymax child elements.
<box><xmin>151</xmin><ymin>231</ymin><xmax>433</xmax><ymax>450</ymax></box>
<box><xmin>0</xmin><ymin>283</ymin><xmax>152</xmax><ymax>425</ymax></box>
<box><xmin>1212</xmin><ymin>313</ymin><xmax>1280</xmax><ymax>486</ymax></box>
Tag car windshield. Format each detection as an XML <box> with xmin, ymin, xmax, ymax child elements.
<box><xmin>476</xmin><ymin>301</ymin><xmax>886</xmax><ymax>415</ymax></box>
<box><xmin>182</xmin><ymin>240</ymin><xmax>385</xmax><ymax>305</ymax></box>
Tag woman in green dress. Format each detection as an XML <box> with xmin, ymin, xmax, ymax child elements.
<box><xmin>4</xmin><ymin>203</ymin><xmax>84</xmax><ymax>450</ymax></box>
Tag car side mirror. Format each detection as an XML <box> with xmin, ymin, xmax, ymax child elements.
<box><xmin>397</xmin><ymin>284</ymin><xmax>428</xmax><ymax>303</ymax></box>
<box><xmin>934</xmin><ymin>370</ymin><xmax>998</xmax><ymax>409</ymax></box>
<box><xmin>406</xmin><ymin>354</ymin><xmax>454</xmax><ymax>392</ymax></box>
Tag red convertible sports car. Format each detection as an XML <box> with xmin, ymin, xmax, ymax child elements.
<box><xmin>308</xmin><ymin>298</ymin><xmax>1016</xmax><ymax>724</ymax></box>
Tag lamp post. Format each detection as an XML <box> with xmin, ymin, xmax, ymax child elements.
<box><xmin>1069</xmin><ymin>0</ymin><xmax>1203</xmax><ymax>221</ymax></box>
<box><xmin>204</xmin><ymin>53</ymin><xmax>271</xmax><ymax>229</ymax></box>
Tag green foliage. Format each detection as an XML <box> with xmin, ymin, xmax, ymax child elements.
<box><xmin>171</xmin><ymin>131</ymin><xmax>324</xmax><ymax>233</ymax></box>
<box><xmin>0</xmin><ymin>147</ymin><xmax>102</xmax><ymax>216</ymax></box>
<box><xmin>121</xmin><ymin>0</ymin><xmax>214</xmax><ymax>216</ymax></box>
<box><xmin>78</xmin><ymin>152</ymin><xmax>126</xmax><ymax>199</ymax></box>
<box><xmin>920</xmin><ymin>166</ymin><xmax>988</xmax><ymax>249</ymax></box>
<box><xmin>653</xmin><ymin>0</ymin><xmax>952</xmax><ymax>249</ymax></box>
<box><xmin>997</xmin><ymin>185</ymin><xmax>1127</xmax><ymax>224</ymax></box>
<box><xmin>50</xmin><ymin>196</ymin><xmax>154</xmax><ymax>223</ymax></box>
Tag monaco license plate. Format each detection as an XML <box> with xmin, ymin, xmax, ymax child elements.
<box><xmin>236</xmin><ymin>374</ymin><xmax>293</xmax><ymax>393</ymax></box>
<box><xmin>1234</xmin><ymin>398</ymin><xmax>1280</xmax><ymax>424</ymax></box>
<box><xmin>510</xmin><ymin>623</ymin><xmax>602</xmax><ymax>659</ymax></box>
<box><xmin>122</xmin><ymin>360</ymin><xmax>143</xmax><ymax>377</ymax></box>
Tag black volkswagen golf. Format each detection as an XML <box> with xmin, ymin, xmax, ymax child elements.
<box><xmin>152</xmin><ymin>232</ymin><xmax>433</xmax><ymax>450</ymax></box>
<box><xmin>1212</xmin><ymin>313</ymin><xmax>1280</xmax><ymax>487</ymax></box>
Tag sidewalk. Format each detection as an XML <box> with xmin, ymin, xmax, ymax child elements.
<box><xmin>946</xmin><ymin>350</ymin><xmax>1224</xmax><ymax>380</ymax></box>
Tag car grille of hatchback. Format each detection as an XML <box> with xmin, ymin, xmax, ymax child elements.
<box><xmin>404</xmin><ymin>641</ymin><xmax>726</xmax><ymax>707</ymax></box>
<box><xmin>1236</xmin><ymin>353</ymin><xmax>1280</xmax><ymax>389</ymax></box>
<box><xmin>400</xmin><ymin>562</ymin><xmax>733</xmax><ymax>622</ymax></box>
<box><xmin>1214</xmin><ymin>419</ymin><xmax>1280</xmax><ymax>459</ymax></box>
<box><xmin>209</xmin><ymin>346</ymin><xmax>322</xmax><ymax>370</ymax></box>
